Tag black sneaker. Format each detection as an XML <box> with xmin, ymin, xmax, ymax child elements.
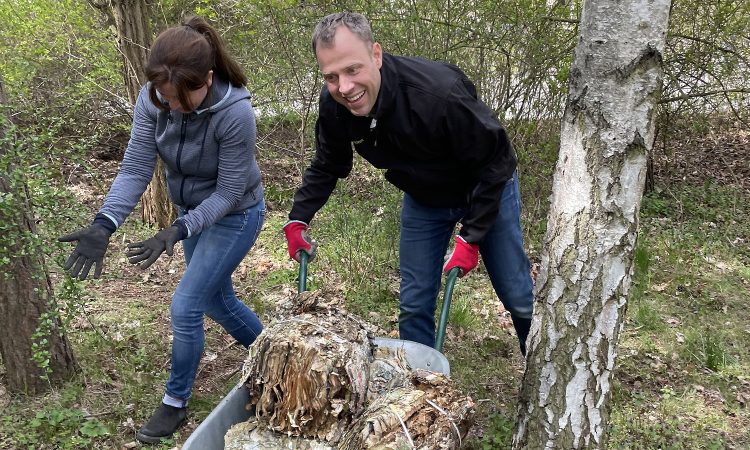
<box><xmin>136</xmin><ymin>403</ymin><xmax>187</xmax><ymax>444</ymax></box>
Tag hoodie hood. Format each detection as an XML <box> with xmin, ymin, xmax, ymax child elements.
<box><xmin>194</xmin><ymin>76</ymin><xmax>251</xmax><ymax>115</ymax></box>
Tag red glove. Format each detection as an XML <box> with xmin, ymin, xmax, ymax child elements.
<box><xmin>443</xmin><ymin>235</ymin><xmax>479</xmax><ymax>277</ymax></box>
<box><xmin>283</xmin><ymin>220</ymin><xmax>317</xmax><ymax>262</ymax></box>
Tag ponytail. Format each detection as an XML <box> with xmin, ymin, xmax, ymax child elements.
<box><xmin>181</xmin><ymin>15</ymin><xmax>247</xmax><ymax>87</ymax></box>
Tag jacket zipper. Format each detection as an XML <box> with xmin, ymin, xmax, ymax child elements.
<box><xmin>177</xmin><ymin>115</ymin><xmax>188</xmax><ymax>204</ymax></box>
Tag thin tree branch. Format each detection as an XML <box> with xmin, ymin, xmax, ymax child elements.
<box><xmin>659</xmin><ymin>89</ymin><xmax>750</xmax><ymax>104</ymax></box>
<box><xmin>669</xmin><ymin>32</ymin><xmax>749</xmax><ymax>64</ymax></box>
<box><xmin>543</xmin><ymin>16</ymin><xmax>579</xmax><ymax>24</ymax></box>
<box><xmin>86</xmin><ymin>0</ymin><xmax>108</xmax><ymax>10</ymax></box>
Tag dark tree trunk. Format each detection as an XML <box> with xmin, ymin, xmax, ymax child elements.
<box><xmin>110</xmin><ymin>0</ymin><xmax>175</xmax><ymax>228</ymax></box>
<box><xmin>0</xmin><ymin>79</ymin><xmax>77</xmax><ymax>394</ymax></box>
<box><xmin>111</xmin><ymin>0</ymin><xmax>151</xmax><ymax>105</ymax></box>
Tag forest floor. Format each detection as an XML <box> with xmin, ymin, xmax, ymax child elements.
<box><xmin>0</xmin><ymin>118</ymin><xmax>748</xmax><ymax>449</ymax></box>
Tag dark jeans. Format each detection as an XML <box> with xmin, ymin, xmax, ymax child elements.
<box><xmin>163</xmin><ymin>202</ymin><xmax>265</xmax><ymax>407</ymax></box>
<box><xmin>398</xmin><ymin>171</ymin><xmax>533</xmax><ymax>347</ymax></box>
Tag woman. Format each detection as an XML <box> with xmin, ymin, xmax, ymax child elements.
<box><xmin>59</xmin><ymin>16</ymin><xmax>265</xmax><ymax>443</ymax></box>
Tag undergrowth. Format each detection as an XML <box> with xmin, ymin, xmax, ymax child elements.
<box><xmin>1</xmin><ymin>132</ymin><xmax>748</xmax><ymax>449</ymax></box>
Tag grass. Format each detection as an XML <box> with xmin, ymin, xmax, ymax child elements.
<box><xmin>1</xmin><ymin>136</ymin><xmax>749</xmax><ymax>449</ymax></box>
<box><xmin>609</xmin><ymin>182</ymin><xmax>750</xmax><ymax>449</ymax></box>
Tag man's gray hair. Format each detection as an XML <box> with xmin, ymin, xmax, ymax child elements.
<box><xmin>311</xmin><ymin>12</ymin><xmax>374</xmax><ymax>53</ymax></box>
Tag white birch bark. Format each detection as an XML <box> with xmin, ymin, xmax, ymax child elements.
<box><xmin>513</xmin><ymin>0</ymin><xmax>671</xmax><ymax>448</ymax></box>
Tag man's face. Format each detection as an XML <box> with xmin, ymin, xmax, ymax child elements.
<box><xmin>316</xmin><ymin>26</ymin><xmax>382</xmax><ymax>117</ymax></box>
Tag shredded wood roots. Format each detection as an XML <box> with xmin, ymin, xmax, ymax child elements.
<box><xmin>226</xmin><ymin>290</ymin><xmax>475</xmax><ymax>449</ymax></box>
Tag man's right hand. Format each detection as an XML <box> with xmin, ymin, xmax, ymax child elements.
<box><xmin>58</xmin><ymin>224</ymin><xmax>112</xmax><ymax>280</ymax></box>
<box><xmin>283</xmin><ymin>220</ymin><xmax>317</xmax><ymax>262</ymax></box>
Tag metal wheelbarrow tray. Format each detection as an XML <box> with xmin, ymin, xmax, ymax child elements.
<box><xmin>181</xmin><ymin>254</ymin><xmax>459</xmax><ymax>450</ymax></box>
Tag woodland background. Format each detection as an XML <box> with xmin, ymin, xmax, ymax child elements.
<box><xmin>0</xmin><ymin>0</ymin><xmax>748</xmax><ymax>448</ymax></box>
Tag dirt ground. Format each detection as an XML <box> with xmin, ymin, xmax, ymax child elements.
<box><xmin>651</xmin><ymin>119</ymin><xmax>750</xmax><ymax>194</ymax></box>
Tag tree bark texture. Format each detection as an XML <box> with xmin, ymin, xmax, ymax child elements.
<box><xmin>0</xmin><ymin>81</ymin><xmax>78</xmax><ymax>393</ymax></box>
<box><xmin>513</xmin><ymin>1</ymin><xmax>670</xmax><ymax>448</ymax></box>
<box><xmin>231</xmin><ymin>290</ymin><xmax>474</xmax><ymax>449</ymax></box>
<box><xmin>110</xmin><ymin>0</ymin><xmax>150</xmax><ymax>105</ymax></box>
<box><xmin>110</xmin><ymin>0</ymin><xmax>175</xmax><ymax>228</ymax></box>
<box><xmin>141</xmin><ymin>160</ymin><xmax>175</xmax><ymax>228</ymax></box>
<box><xmin>0</xmin><ymin>210</ymin><xmax>78</xmax><ymax>394</ymax></box>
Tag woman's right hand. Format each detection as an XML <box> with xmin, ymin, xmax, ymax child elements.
<box><xmin>58</xmin><ymin>225</ymin><xmax>112</xmax><ymax>280</ymax></box>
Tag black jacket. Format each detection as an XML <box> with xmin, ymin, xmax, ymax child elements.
<box><xmin>289</xmin><ymin>52</ymin><xmax>517</xmax><ymax>244</ymax></box>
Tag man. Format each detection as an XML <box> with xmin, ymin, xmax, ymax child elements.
<box><xmin>283</xmin><ymin>12</ymin><xmax>533</xmax><ymax>355</ymax></box>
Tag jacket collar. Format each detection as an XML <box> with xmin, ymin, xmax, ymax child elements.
<box><xmin>371</xmin><ymin>52</ymin><xmax>398</xmax><ymax>120</ymax></box>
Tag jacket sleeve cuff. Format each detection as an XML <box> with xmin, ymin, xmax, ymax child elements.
<box><xmin>457</xmin><ymin>229</ymin><xmax>476</xmax><ymax>245</ymax></box>
<box><xmin>92</xmin><ymin>213</ymin><xmax>117</xmax><ymax>234</ymax></box>
<box><xmin>284</xmin><ymin>219</ymin><xmax>309</xmax><ymax>229</ymax></box>
<box><xmin>172</xmin><ymin>219</ymin><xmax>190</xmax><ymax>240</ymax></box>
<box><xmin>456</xmin><ymin>234</ymin><xmax>480</xmax><ymax>249</ymax></box>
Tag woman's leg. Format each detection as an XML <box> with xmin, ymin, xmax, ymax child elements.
<box><xmin>165</xmin><ymin>201</ymin><xmax>265</xmax><ymax>405</ymax></box>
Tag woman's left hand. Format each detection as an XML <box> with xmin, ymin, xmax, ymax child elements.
<box><xmin>126</xmin><ymin>225</ymin><xmax>184</xmax><ymax>269</ymax></box>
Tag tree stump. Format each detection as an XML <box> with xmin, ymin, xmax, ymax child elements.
<box><xmin>228</xmin><ymin>289</ymin><xmax>475</xmax><ymax>449</ymax></box>
<box><xmin>338</xmin><ymin>370</ymin><xmax>474</xmax><ymax>449</ymax></box>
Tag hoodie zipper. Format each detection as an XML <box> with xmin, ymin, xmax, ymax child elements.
<box><xmin>177</xmin><ymin>115</ymin><xmax>188</xmax><ymax>204</ymax></box>
<box><xmin>197</xmin><ymin>113</ymin><xmax>212</xmax><ymax>170</ymax></box>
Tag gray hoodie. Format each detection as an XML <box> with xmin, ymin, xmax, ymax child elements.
<box><xmin>98</xmin><ymin>77</ymin><xmax>263</xmax><ymax>236</ymax></box>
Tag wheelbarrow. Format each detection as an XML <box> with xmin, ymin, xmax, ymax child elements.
<box><xmin>181</xmin><ymin>253</ymin><xmax>460</xmax><ymax>450</ymax></box>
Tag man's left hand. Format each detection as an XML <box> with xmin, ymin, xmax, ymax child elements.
<box><xmin>443</xmin><ymin>235</ymin><xmax>479</xmax><ymax>277</ymax></box>
<box><xmin>126</xmin><ymin>225</ymin><xmax>185</xmax><ymax>269</ymax></box>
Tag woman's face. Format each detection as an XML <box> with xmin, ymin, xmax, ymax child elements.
<box><xmin>158</xmin><ymin>71</ymin><xmax>213</xmax><ymax>113</ymax></box>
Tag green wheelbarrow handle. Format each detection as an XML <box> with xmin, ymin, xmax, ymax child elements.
<box><xmin>435</xmin><ymin>267</ymin><xmax>459</xmax><ymax>352</ymax></box>
<box><xmin>298</xmin><ymin>252</ymin><xmax>309</xmax><ymax>293</ymax></box>
<box><xmin>296</xmin><ymin>253</ymin><xmax>458</xmax><ymax>353</ymax></box>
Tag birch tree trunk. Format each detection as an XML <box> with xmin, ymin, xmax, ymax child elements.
<box><xmin>513</xmin><ymin>1</ymin><xmax>671</xmax><ymax>448</ymax></box>
<box><xmin>108</xmin><ymin>0</ymin><xmax>175</xmax><ymax>228</ymax></box>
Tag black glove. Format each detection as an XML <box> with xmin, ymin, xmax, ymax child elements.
<box><xmin>126</xmin><ymin>225</ymin><xmax>185</xmax><ymax>269</ymax></box>
<box><xmin>58</xmin><ymin>224</ymin><xmax>113</xmax><ymax>280</ymax></box>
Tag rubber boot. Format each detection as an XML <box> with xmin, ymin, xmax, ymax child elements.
<box><xmin>136</xmin><ymin>403</ymin><xmax>187</xmax><ymax>444</ymax></box>
<box><xmin>511</xmin><ymin>315</ymin><xmax>532</xmax><ymax>356</ymax></box>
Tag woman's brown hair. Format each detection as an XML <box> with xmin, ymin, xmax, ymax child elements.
<box><xmin>146</xmin><ymin>15</ymin><xmax>247</xmax><ymax>111</ymax></box>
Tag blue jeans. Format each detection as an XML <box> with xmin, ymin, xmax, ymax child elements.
<box><xmin>164</xmin><ymin>201</ymin><xmax>265</xmax><ymax>406</ymax></box>
<box><xmin>399</xmin><ymin>171</ymin><xmax>533</xmax><ymax>347</ymax></box>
